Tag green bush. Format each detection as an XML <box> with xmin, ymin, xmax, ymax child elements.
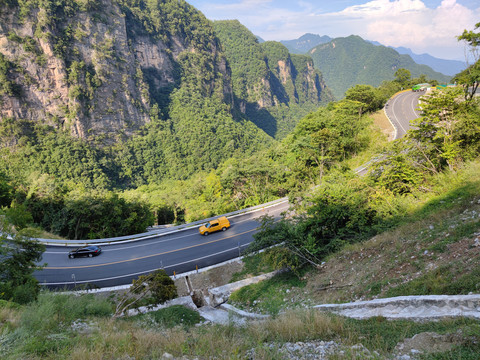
<box><xmin>3</xmin><ymin>201</ymin><xmax>33</xmax><ymax>230</ymax></box>
<box><xmin>149</xmin><ymin>305</ymin><xmax>202</xmax><ymax>329</ymax></box>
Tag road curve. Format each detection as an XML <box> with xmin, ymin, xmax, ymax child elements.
<box><xmin>35</xmin><ymin>92</ymin><xmax>423</xmax><ymax>289</ymax></box>
<box><xmin>35</xmin><ymin>200</ymin><xmax>290</xmax><ymax>289</ymax></box>
<box><xmin>385</xmin><ymin>90</ymin><xmax>423</xmax><ymax>139</ymax></box>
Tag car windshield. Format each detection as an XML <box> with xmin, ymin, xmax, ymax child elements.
<box><xmin>204</xmin><ymin>222</ymin><xmax>211</xmax><ymax>228</ymax></box>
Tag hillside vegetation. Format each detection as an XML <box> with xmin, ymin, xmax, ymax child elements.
<box><xmin>0</xmin><ymin>0</ymin><xmax>333</xmax><ymax>238</ymax></box>
<box><xmin>1</xmin><ymin>91</ymin><xmax>479</xmax><ymax>359</ymax></box>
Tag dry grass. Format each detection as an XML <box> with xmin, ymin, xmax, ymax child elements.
<box><xmin>44</xmin><ymin>310</ymin><xmax>346</xmax><ymax>359</ymax></box>
<box><xmin>64</xmin><ymin>318</ymin><xmax>190</xmax><ymax>359</ymax></box>
<box><xmin>0</xmin><ymin>306</ymin><xmax>21</xmax><ymax>329</ymax></box>
<box><xmin>251</xmin><ymin>309</ymin><xmax>345</xmax><ymax>343</ymax></box>
<box><xmin>370</xmin><ymin>109</ymin><xmax>395</xmax><ymax>141</ymax></box>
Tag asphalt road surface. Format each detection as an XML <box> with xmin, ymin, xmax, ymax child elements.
<box><xmin>386</xmin><ymin>90</ymin><xmax>423</xmax><ymax>139</ymax></box>
<box><xmin>35</xmin><ymin>91</ymin><xmax>424</xmax><ymax>290</ymax></box>
<box><xmin>35</xmin><ymin>200</ymin><xmax>290</xmax><ymax>289</ymax></box>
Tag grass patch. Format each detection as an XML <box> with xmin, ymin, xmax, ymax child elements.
<box><xmin>230</xmin><ymin>253</ymin><xmax>276</xmax><ymax>283</ymax></box>
<box><xmin>344</xmin><ymin>115</ymin><xmax>390</xmax><ymax>170</ymax></box>
<box><xmin>366</xmin><ymin>278</ymin><xmax>400</xmax><ymax>296</ymax></box>
<box><xmin>135</xmin><ymin>305</ymin><xmax>203</xmax><ymax>329</ymax></box>
<box><xmin>254</xmin><ymin>309</ymin><xmax>344</xmax><ymax>343</ymax></box>
<box><xmin>428</xmin><ymin>218</ymin><xmax>480</xmax><ymax>253</ymax></box>
<box><xmin>229</xmin><ymin>271</ymin><xmax>306</xmax><ymax>315</ymax></box>
<box><xmin>20</xmin><ymin>292</ymin><xmax>113</xmax><ymax>333</ymax></box>
<box><xmin>385</xmin><ymin>265</ymin><xmax>480</xmax><ymax>297</ymax></box>
<box><xmin>374</xmin><ymin>162</ymin><xmax>480</xmax><ymax>234</ymax></box>
<box><xmin>343</xmin><ymin>317</ymin><xmax>480</xmax><ymax>355</ymax></box>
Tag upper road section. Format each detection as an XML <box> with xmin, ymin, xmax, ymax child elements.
<box><xmin>385</xmin><ymin>90</ymin><xmax>423</xmax><ymax>139</ymax></box>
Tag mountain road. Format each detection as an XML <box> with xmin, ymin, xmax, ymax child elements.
<box><xmin>35</xmin><ymin>200</ymin><xmax>290</xmax><ymax>289</ymax></box>
<box><xmin>34</xmin><ymin>90</ymin><xmax>424</xmax><ymax>289</ymax></box>
<box><xmin>386</xmin><ymin>90</ymin><xmax>423</xmax><ymax>139</ymax></box>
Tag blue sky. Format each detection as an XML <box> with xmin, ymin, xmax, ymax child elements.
<box><xmin>186</xmin><ymin>0</ymin><xmax>480</xmax><ymax>61</ymax></box>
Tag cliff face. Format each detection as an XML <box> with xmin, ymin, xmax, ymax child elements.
<box><xmin>0</xmin><ymin>0</ymin><xmax>232</xmax><ymax>141</ymax></box>
<box><xmin>213</xmin><ymin>20</ymin><xmax>333</xmax><ymax>138</ymax></box>
<box><xmin>266</xmin><ymin>46</ymin><xmax>333</xmax><ymax>106</ymax></box>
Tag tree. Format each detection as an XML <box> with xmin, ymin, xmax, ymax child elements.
<box><xmin>284</xmin><ymin>102</ymin><xmax>370</xmax><ymax>185</ymax></box>
<box><xmin>0</xmin><ymin>172</ymin><xmax>13</xmax><ymax>207</ymax></box>
<box><xmin>394</xmin><ymin>68</ymin><xmax>411</xmax><ymax>88</ymax></box>
<box><xmin>411</xmin><ymin>87</ymin><xmax>465</xmax><ymax>171</ymax></box>
<box><xmin>454</xmin><ymin>62</ymin><xmax>480</xmax><ymax>101</ymax></box>
<box><xmin>368</xmin><ymin>148</ymin><xmax>423</xmax><ymax>195</ymax></box>
<box><xmin>114</xmin><ymin>269</ymin><xmax>177</xmax><ymax>317</ymax></box>
<box><xmin>456</xmin><ymin>22</ymin><xmax>480</xmax><ymax>101</ymax></box>
<box><xmin>249</xmin><ymin>172</ymin><xmax>380</xmax><ymax>270</ymax></box>
<box><xmin>0</xmin><ymin>219</ymin><xmax>45</xmax><ymax>304</ymax></box>
<box><xmin>458</xmin><ymin>22</ymin><xmax>480</xmax><ymax>63</ymax></box>
<box><xmin>344</xmin><ymin>84</ymin><xmax>385</xmax><ymax>113</ymax></box>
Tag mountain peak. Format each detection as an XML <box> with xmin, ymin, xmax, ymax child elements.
<box><xmin>280</xmin><ymin>33</ymin><xmax>332</xmax><ymax>54</ymax></box>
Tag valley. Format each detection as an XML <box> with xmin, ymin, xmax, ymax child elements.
<box><xmin>0</xmin><ymin>1</ymin><xmax>479</xmax><ymax>359</ymax></box>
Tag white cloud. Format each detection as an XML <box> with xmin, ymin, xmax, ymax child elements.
<box><xmin>340</xmin><ymin>0</ymin><xmax>426</xmax><ymax>15</ymax></box>
<box><xmin>194</xmin><ymin>0</ymin><xmax>480</xmax><ymax>60</ymax></box>
<box><xmin>340</xmin><ymin>0</ymin><xmax>478</xmax><ymax>59</ymax></box>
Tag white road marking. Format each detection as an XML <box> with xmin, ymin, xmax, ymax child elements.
<box><xmin>391</xmin><ymin>94</ymin><xmax>408</xmax><ymax>134</ymax></box>
<box><xmin>40</xmin><ymin>244</ymin><xmax>250</xmax><ymax>285</ymax></box>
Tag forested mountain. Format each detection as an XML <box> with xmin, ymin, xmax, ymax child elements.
<box><xmin>280</xmin><ymin>33</ymin><xmax>331</xmax><ymax>54</ymax></box>
<box><xmin>308</xmin><ymin>35</ymin><xmax>452</xmax><ymax>99</ymax></box>
<box><xmin>283</xmin><ymin>34</ymin><xmax>464</xmax><ymax>77</ymax></box>
<box><xmin>0</xmin><ymin>0</ymin><xmax>235</xmax><ymax>139</ymax></box>
<box><xmin>213</xmin><ymin>20</ymin><xmax>333</xmax><ymax>138</ymax></box>
<box><xmin>0</xmin><ymin>1</ymin><xmax>334</xmax><ymax>188</ymax></box>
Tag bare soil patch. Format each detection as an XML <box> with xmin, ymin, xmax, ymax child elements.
<box><xmin>174</xmin><ymin>260</ymin><xmax>245</xmax><ymax>297</ymax></box>
<box><xmin>302</xmin><ymin>198</ymin><xmax>480</xmax><ymax>304</ymax></box>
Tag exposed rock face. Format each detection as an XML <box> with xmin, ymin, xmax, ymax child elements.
<box><xmin>254</xmin><ymin>47</ymin><xmax>332</xmax><ymax>111</ymax></box>
<box><xmin>0</xmin><ymin>0</ymin><xmax>232</xmax><ymax>141</ymax></box>
<box><xmin>212</xmin><ymin>20</ymin><xmax>333</xmax><ymax>138</ymax></box>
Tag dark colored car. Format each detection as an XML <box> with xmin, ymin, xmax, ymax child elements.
<box><xmin>68</xmin><ymin>245</ymin><xmax>102</xmax><ymax>259</ymax></box>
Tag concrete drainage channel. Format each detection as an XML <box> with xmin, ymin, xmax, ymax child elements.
<box><xmin>122</xmin><ymin>269</ymin><xmax>480</xmax><ymax>324</ymax></box>
<box><xmin>125</xmin><ymin>262</ymin><xmax>277</xmax><ymax>324</ymax></box>
<box><xmin>78</xmin><ymin>259</ymin><xmax>480</xmax><ymax>324</ymax></box>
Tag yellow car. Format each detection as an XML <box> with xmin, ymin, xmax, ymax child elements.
<box><xmin>199</xmin><ymin>216</ymin><xmax>230</xmax><ymax>236</ymax></box>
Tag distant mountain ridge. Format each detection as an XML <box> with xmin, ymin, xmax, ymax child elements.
<box><xmin>282</xmin><ymin>33</ymin><xmax>463</xmax><ymax>82</ymax></box>
<box><xmin>368</xmin><ymin>41</ymin><xmax>466</xmax><ymax>76</ymax></box>
<box><xmin>307</xmin><ymin>35</ymin><xmax>452</xmax><ymax>99</ymax></box>
<box><xmin>280</xmin><ymin>33</ymin><xmax>332</xmax><ymax>54</ymax></box>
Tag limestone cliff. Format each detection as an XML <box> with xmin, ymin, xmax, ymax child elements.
<box><xmin>213</xmin><ymin>20</ymin><xmax>333</xmax><ymax>138</ymax></box>
<box><xmin>0</xmin><ymin>0</ymin><xmax>232</xmax><ymax>141</ymax></box>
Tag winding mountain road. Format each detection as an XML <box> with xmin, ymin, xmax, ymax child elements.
<box><xmin>34</xmin><ymin>90</ymin><xmax>423</xmax><ymax>289</ymax></box>
<box><xmin>35</xmin><ymin>200</ymin><xmax>290</xmax><ymax>289</ymax></box>
<box><xmin>385</xmin><ymin>90</ymin><xmax>423</xmax><ymax>139</ymax></box>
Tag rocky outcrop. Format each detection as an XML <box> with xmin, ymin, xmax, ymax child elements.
<box><xmin>0</xmin><ymin>0</ymin><xmax>232</xmax><ymax>142</ymax></box>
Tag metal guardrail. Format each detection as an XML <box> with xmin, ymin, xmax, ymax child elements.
<box><xmin>37</xmin><ymin>197</ymin><xmax>289</xmax><ymax>247</ymax></box>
